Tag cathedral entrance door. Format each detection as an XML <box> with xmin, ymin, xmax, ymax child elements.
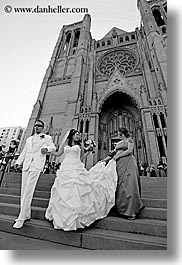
<box><xmin>98</xmin><ymin>92</ymin><xmax>147</xmax><ymax>165</ymax></box>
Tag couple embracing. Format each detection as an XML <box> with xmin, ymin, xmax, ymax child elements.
<box><xmin>13</xmin><ymin>120</ymin><xmax>144</xmax><ymax>231</ymax></box>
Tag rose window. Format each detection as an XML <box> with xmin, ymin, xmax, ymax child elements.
<box><xmin>98</xmin><ymin>50</ymin><xmax>137</xmax><ymax>76</ymax></box>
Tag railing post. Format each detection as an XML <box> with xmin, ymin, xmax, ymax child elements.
<box><xmin>0</xmin><ymin>158</ymin><xmax>8</xmax><ymax>186</ymax></box>
<box><xmin>0</xmin><ymin>155</ymin><xmax>19</xmax><ymax>186</ymax></box>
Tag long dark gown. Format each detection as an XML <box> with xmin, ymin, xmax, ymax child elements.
<box><xmin>114</xmin><ymin>139</ymin><xmax>144</xmax><ymax>219</ymax></box>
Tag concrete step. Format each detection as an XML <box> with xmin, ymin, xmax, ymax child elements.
<box><xmin>0</xmin><ymin>199</ymin><xmax>167</xmax><ymax>222</ymax></box>
<box><xmin>0</xmin><ymin>194</ymin><xmax>49</xmax><ymax>208</ymax></box>
<box><xmin>0</xmin><ymin>173</ymin><xmax>167</xmax><ymax>250</ymax></box>
<box><xmin>3</xmin><ymin>173</ymin><xmax>167</xmax><ymax>182</ymax></box>
<box><xmin>109</xmin><ymin>206</ymin><xmax>167</xmax><ymax>221</ymax></box>
<box><xmin>140</xmin><ymin>176</ymin><xmax>167</xmax><ymax>182</ymax></box>
<box><xmin>2</xmin><ymin>183</ymin><xmax>167</xmax><ymax>199</ymax></box>
<box><xmin>1</xmin><ymin>182</ymin><xmax>52</xmax><ymax>192</ymax></box>
<box><xmin>3</xmin><ymin>173</ymin><xmax>167</xmax><ymax>181</ymax></box>
<box><xmin>92</xmin><ymin>216</ymin><xmax>167</xmax><ymax>238</ymax></box>
<box><xmin>139</xmin><ymin>207</ymin><xmax>167</xmax><ymax>220</ymax></box>
<box><xmin>0</xmin><ymin>187</ymin><xmax>50</xmax><ymax>199</ymax></box>
<box><xmin>0</xmin><ymin>231</ymin><xmax>83</xmax><ymax>250</ymax></box>
<box><xmin>141</xmin><ymin>191</ymin><xmax>167</xmax><ymax>199</ymax></box>
<box><xmin>2</xmin><ymin>181</ymin><xmax>52</xmax><ymax>192</ymax></box>
<box><xmin>1</xmin><ymin>176</ymin><xmax>55</xmax><ymax>186</ymax></box>
<box><xmin>0</xmin><ymin>202</ymin><xmax>45</xmax><ymax>220</ymax></box>
<box><xmin>1</xmin><ymin>186</ymin><xmax>167</xmax><ymax>201</ymax></box>
<box><xmin>2</xmin><ymin>173</ymin><xmax>167</xmax><ymax>188</ymax></box>
<box><xmin>141</xmin><ymin>184</ymin><xmax>167</xmax><ymax>189</ymax></box>
<box><xmin>0</xmin><ymin>193</ymin><xmax>167</xmax><ymax>209</ymax></box>
<box><xmin>142</xmin><ymin>198</ymin><xmax>167</xmax><ymax>209</ymax></box>
<box><xmin>2</xmin><ymin>178</ymin><xmax>167</xmax><ymax>192</ymax></box>
<box><xmin>0</xmin><ymin>197</ymin><xmax>167</xmax><ymax>238</ymax></box>
<box><xmin>1</xmin><ymin>173</ymin><xmax>167</xmax><ymax>196</ymax></box>
<box><xmin>0</xmin><ymin>214</ymin><xmax>167</xmax><ymax>250</ymax></box>
<box><xmin>2</xmin><ymin>173</ymin><xmax>56</xmax><ymax>182</ymax></box>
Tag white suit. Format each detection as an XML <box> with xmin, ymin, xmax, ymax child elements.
<box><xmin>15</xmin><ymin>133</ymin><xmax>56</xmax><ymax>221</ymax></box>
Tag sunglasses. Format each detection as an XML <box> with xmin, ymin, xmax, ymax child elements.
<box><xmin>34</xmin><ymin>124</ymin><xmax>43</xmax><ymax>127</ymax></box>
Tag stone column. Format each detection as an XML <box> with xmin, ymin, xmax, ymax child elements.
<box><xmin>141</xmin><ymin>109</ymin><xmax>153</xmax><ymax>165</ymax></box>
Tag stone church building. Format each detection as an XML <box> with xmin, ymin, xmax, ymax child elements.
<box><xmin>22</xmin><ymin>0</ymin><xmax>167</xmax><ymax>168</ymax></box>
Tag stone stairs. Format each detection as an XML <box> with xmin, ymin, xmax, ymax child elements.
<box><xmin>0</xmin><ymin>173</ymin><xmax>167</xmax><ymax>250</ymax></box>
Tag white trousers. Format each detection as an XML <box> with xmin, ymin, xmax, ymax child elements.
<box><xmin>17</xmin><ymin>170</ymin><xmax>41</xmax><ymax>221</ymax></box>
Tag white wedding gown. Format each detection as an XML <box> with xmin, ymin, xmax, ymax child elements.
<box><xmin>45</xmin><ymin>145</ymin><xmax>118</xmax><ymax>231</ymax></box>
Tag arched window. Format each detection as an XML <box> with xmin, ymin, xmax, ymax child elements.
<box><xmin>157</xmin><ymin>136</ymin><xmax>166</xmax><ymax>157</ymax></box>
<box><xmin>110</xmin><ymin>119</ymin><xmax>113</xmax><ymax>135</ymax></box>
<box><xmin>107</xmin><ymin>40</ymin><xmax>111</xmax><ymax>46</ymax></box>
<box><xmin>114</xmin><ymin>117</ymin><xmax>117</xmax><ymax>132</ymax></box>
<box><xmin>119</xmin><ymin>114</ymin><xmax>122</xmax><ymax>128</ymax></box>
<box><xmin>73</xmin><ymin>30</ymin><xmax>80</xmax><ymax>48</ymax></box>
<box><xmin>63</xmin><ymin>32</ymin><xmax>71</xmax><ymax>51</ymax></box>
<box><xmin>160</xmin><ymin>112</ymin><xmax>166</xmax><ymax>128</ymax></box>
<box><xmin>102</xmin><ymin>42</ymin><xmax>105</xmax><ymax>47</ymax></box>
<box><xmin>85</xmin><ymin>120</ymin><xmax>89</xmax><ymax>133</ymax></box>
<box><xmin>80</xmin><ymin>120</ymin><xmax>84</xmax><ymax>133</ymax></box>
<box><xmin>162</xmin><ymin>26</ymin><xmax>167</xmax><ymax>34</ymax></box>
<box><xmin>125</xmin><ymin>36</ymin><xmax>129</xmax><ymax>42</ymax></box>
<box><xmin>97</xmin><ymin>42</ymin><xmax>100</xmax><ymax>48</ymax></box>
<box><xmin>131</xmin><ymin>34</ymin><xmax>135</xmax><ymax>40</ymax></box>
<box><xmin>120</xmin><ymin>37</ymin><xmax>123</xmax><ymax>43</ymax></box>
<box><xmin>164</xmin><ymin>5</ymin><xmax>167</xmax><ymax>13</ymax></box>
<box><xmin>153</xmin><ymin>113</ymin><xmax>159</xmax><ymax>128</ymax></box>
<box><xmin>152</xmin><ymin>8</ymin><xmax>165</xmax><ymax>26</ymax></box>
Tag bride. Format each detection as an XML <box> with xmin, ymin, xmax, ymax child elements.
<box><xmin>45</xmin><ymin>129</ymin><xmax>118</xmax><ymax>231</ymax></box>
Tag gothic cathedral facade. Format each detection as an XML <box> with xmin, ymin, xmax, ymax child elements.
<box><xmin>22</xmin><ymin>0</ymin><xmax>167</xmax><ymax>168</ymax></box>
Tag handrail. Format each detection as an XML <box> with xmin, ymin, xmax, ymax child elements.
<box><xmin>0</xmin><ymin>154</ymin><xmax>19</xmax><ymax>186</ymax></box>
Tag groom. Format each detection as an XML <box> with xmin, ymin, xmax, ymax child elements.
<box><xmin>13</xmin><ymin>119</ymin><xmax>56</xmax><ymax>229</ymax></box>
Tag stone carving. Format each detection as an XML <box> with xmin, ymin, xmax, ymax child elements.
<box><xmin>158</xmin><ymin>82</ymin><xmax>166</xmax><ymax>91</ymax></box>
<box><xmin>98</xmin><ymin>49</ymin><xmax>137</xmax><ymax>76</ymax></box>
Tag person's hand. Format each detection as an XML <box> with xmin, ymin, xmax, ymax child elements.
<box><xmin>41</xmin><ymin>148</ymin><xmax>48</xmax><ymax>154</ymax></box>
<box><xmin>14</xmin><ymin>164</ymin><xmax>20</xmax><ymax>171</ymax></box>
<box><xmin>101</xmin><ymin>157</ymin><xmax>110</xmax><ymax>163</ymax></box>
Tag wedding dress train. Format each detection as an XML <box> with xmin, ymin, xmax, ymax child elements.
<box><xmin>45</xmin><ymin>145</ymin><xmax>118</xmax><ymax>231</ymax></box>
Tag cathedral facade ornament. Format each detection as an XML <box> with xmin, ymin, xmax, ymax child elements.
<box><xmin>97</xmin><ymin>49</ymin><xmax>138</xmax><ymax>77</ymax></box>
<box><xmin>97</xmin><ymin>69</ymin><xmax>142</xmax><ymax>112</ymax></box>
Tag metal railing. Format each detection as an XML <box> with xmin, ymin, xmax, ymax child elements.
<box><xmin>0</xmin><ymin>154</ymin><xmax>20</xmax><ymax>186</ymax></box>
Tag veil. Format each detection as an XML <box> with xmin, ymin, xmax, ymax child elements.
<box><xmin>59</xmin><ymin>129</ymin><xmax>71</xmax><ymax>150</ymax></box>
<box><xmin>56</xmin><ymin>128</ymin><xmax>77</xmax><ymax>163</ymax></box>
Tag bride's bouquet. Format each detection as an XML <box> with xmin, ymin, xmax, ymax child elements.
<box><xmin>83</xmin><ymin>139</ymin><xmax>96</xmax><ymax>153</ymax></box>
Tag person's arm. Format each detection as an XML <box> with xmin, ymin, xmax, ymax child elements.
<box><xmin>113</xmin><ymin>139</ymin><xmax>134</xmax><ymax>160</ymax></box>
<box><xmin>45</xmin><ymin>135</ymin><xmax>56</xmax><ymax>153</ymax></box>
<box><xmin>14</xmin><ymin>141</ymin><xmax>28</xmax><ymax>170</ymax></box>
<box><xmin>51</xmin><ymin>143</ymin><xmax>65</xmax><ymax>157</ymax></box>
<box><xmin>80</xmin><ymin>144</ymin><xmax>91</xmax><ymax>162</ymax></box>
<box><xmin>15</xmin><ymin>142</ymin><xmax>27</xmax><ymax>166</ymax></box>
<box><xmin>115</xmin><ymin>141</ymin><xmax>123</xmax><ymax>151</ymax></box>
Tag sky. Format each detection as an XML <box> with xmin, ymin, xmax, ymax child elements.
<box><xmin>0</xmin><ymin>0</ymin><xmax>142</xmax><ymax>129</ymax></box>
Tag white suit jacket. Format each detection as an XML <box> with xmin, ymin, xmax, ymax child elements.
<box><xmin>16</xmin><ymin>134</ymin><xmax>56</xmax><ymax>172</ymax></box>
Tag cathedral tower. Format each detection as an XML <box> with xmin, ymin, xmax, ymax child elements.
<box><xmin>136</xmin><ymin>0</ymin><xmax>167</xmax><ymax>164</ymax></box>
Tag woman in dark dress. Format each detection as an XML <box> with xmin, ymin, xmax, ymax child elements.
<box><xmin>103</xmin><ymin>128</ymin><xmax>144</xmax><ymax>220</ymax></box>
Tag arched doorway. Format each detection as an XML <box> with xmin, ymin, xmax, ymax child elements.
<box><xmin>98</xmin><ymin>91</ymin><xmax>147</xmax><ymax>165</ymax></box>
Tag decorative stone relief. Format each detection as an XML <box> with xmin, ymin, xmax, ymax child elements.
<box><xmin>97</xmin><ymin>49</ymin><xmax>138</xmax><ymax>77</ymax></box>
<box><xmin>158</xmin><ymin>82</ymin><xmax>166</xmax><ymax>91</ymax></box>
<box><xmin>97</xmin><ymin>69</ymin><xmax>142</xmax><ymax>111</ymax></box>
